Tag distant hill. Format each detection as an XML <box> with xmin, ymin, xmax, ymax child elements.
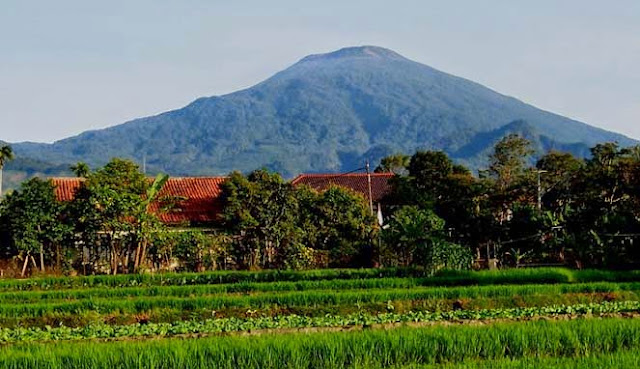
<box><xmin>0</xmin><ymin>140</ymin><xmax>70</xmax><ymax>193</ymax></box>
<box><xmin>6</xmin><ymin>46</ymin><xmax>637</xmax><ymax>181</ymax></box>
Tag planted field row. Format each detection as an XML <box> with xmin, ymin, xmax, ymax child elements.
<box><xmin>0</xmin><ymin>268</ymin><xmax>423</xmax><ymax>291</ymax></box>
<box><xmin>2</xmin><ymin>316</ymin><xmax>640</xmax><ymax>368</ymax></box>
<box><xmin>392</xmin><ymin>350</ymin><xmax>640</xmax><ymax>369</ymax></box>
<box><xmin>0</xmin><ymin>301</ymin><xmax>639</xmax><ymax>344</ymax></box>
<box><xmin>2</xmin><ymin>282</ymin><xmax>639</xmax><ymax>319</ymax></box>
<box><xmin>2</xmin><ymin>279</ymin><xmax>639</xmax><ymax>305</ymax></box>
<box><xmin>3</xmin><ymin>267</ymin><xmax>640</xmax><ymax>291</ymax></box>
<box><xmin>5</xmin><ymin>287</ymin><xmax>633</xmax><ymax>329</ymax></box>
<box><xmin>0</xmin><ymin>278</ymin><xmax>431</xmax><ymax>303</ymax></box>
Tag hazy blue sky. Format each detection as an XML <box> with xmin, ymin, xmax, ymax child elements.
<box><xmin>1</xmin><ymin>0</ymin><xmax>639</xmax><ymax>142</ymax></box>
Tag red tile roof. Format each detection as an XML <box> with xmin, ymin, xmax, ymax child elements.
<box><xmin>50</xmin><ymin>177</ymin><xmax>227</xmax><ymax>225</ymax></box>
<box><xmin>152</xmin><ymin>177</ymin><xmax>227</xmax><ymax>225</ymax></box>
<box><xmin>52</xmin><ymin>178</ymin><xmax>84</xmax><ymax>202</ymax></box>
<box><xmin>291</xmin><ymin>173</ymin><xmax>394</xmax><ymax>203</ymax></box>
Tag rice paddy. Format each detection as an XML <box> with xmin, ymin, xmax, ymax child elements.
<box><xmin>3</xmin><ymin>267</ymin><xmax>640</xmax><ymax>368</ymax></box>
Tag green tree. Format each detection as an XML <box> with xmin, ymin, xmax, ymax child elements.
<box><xmin>297</xmin><ymin>185</ymin><xmax>376</xmax><ymax>267</ymax></box>
<box><xmin>70</xmin><ymin>162</ymin><xmax>90</xmax><ymax>178</ymax></box>
<box><xmin>381</xmin><ymin>205</ymin><xmax>472</xmax><ymax>271</ymax></box>
<box><xmin>0</xmin><ymin>178</ymin><xmax>71</xmax><ymax>275</ymax></box>
<box><xmin>408</xmin><ymin>151</ymin><xmax>454</xmax><ymax>199</ymax></box>
<box><xmin>486</xmin><ymin>134</ymin><xmax>534</xmax><ymax>191</ymax></box>
<box><xmin>375</xmin><ymin>154</ymin><xmax>410</xmax><ymax>175</ymax></box>
<box><xmin>385</xmin><ymin>150</ymin><xmax>490</xmax><ymax>261</ymax></box>
<box><xmin>386</xmin><ymin>151</ymin><xmax>456</xmax><ymax>208</ymax></box>
<box><xmin>566</xmin><ymin>143</ymin><xmax>640</xmax><ymax>267</ymax></box>
<box><xmin>172</xmin><ymin>231</ymin><xmax>230</xmax><ymax>272</ymax></box>
<box><xmin>220</xmin><ymin>169</ymin><xmax>302</xmax><ymax>269</ymax></box>
<box><xmin>381</xmin><ymin>206</ymin><xmax>445</xmax><ymax>266</ymax></box>
<box><xmin>536</xmin><ymin>151</ymin><xmax>583</xmax><ymax>216</ymax></box>
<box><xmin>69</xmin><ymin>159</ymin><xmax>150</xmax><ymax>274</ymax></box>
<box><xmin>482</xmin><ymin>135</ymin><xmax>536</xmax><ymax>229</ymax></box>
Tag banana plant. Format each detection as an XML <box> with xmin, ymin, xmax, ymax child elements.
<box><xmin>132</xmin><ymin>173</ymin><xmax>169</xmax><ymax>272</ymax></box>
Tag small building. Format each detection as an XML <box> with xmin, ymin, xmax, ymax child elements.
<box><xmin>291</xmin><ymin>173</ymin><xmax>394</xmax><ymax>223</ymax></box>
<box><xmin>51</xmin><ymin>177</ymin><xmax>227</xmax><ymax>227</ymax></box>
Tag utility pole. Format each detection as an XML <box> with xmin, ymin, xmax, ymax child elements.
<box><xmin>365</xmin><ymin>160</ymin><xmax>378</xmax><ymax>268</ymax></box>
<box><xmin>365</xmin><ymin>160</ymin><xmax>374</xmax><ymax>216</ymax></box>
<box><xmin>142</xmin><ymin>153</ymin><xmax>147</xmax><ymax>175</ymax></box>
<box><xmin>536</xmin><ymin>170</ymin><xmax>548</xmax><ymax>212</ymax></box>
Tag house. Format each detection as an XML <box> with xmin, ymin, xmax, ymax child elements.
<box><xmin>291</xmin><ymin>173</ymin><xmax>395</xmax><ymax>224</ymax></box>
<box><xmin>51</xmin><ymin>177</ymin><xmax>227</xmax><ymax>227</ymax></box>
<box><xmin>52</xmin><ymin>172</ymin><xmax>396</xmax><ymax>226</ymax></box>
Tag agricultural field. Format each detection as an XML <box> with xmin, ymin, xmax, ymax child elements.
<box><xmin>2</xmin><ymin>268</ymin><xmax>640</xmax><ymax>368</ymax></box>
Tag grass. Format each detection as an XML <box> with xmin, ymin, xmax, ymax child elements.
<box><xmin>2</xmin><ymin>280</ymin><xmax>639</xmax><ymax>328</ymax></box>
<box><xmin>2</xmin><ymin>279</ymin><xmax>639</xmax><ymax>304</ymax></box>
<box><xmin>1</xmin><ymin>317</ymin><xmax>640</xmax><ymax>368</ymax></box>
<box><xmin>1</xmin><ymin>282</ymin><xmax>639</xmax><ymax>319</ymax></box>
<box><xmin>3</xmin><ymin>267</ymin><xmax>640</xmax><ymax>292</ymax></box>
<box><xmin>3</xmin><ymin>267</ymin><xmax>640</xmax><ymax>366</ymax></box>
<box><xmin>390</xmin><ymin>349</ymin><xmax>640</xmax><ymax>368</ymax></box>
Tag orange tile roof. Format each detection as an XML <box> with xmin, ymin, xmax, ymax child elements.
<box><xmin>152</xmin><ymin>177</ymin><xmax>227</xmax><ymax>225</ymax></box>
<box><xmin>52</xmin><ymin>178</ymin><xmax>84</xmax><ymax>202</ymax></box>
<box><xmin>291</xmin><ymin>173</ymin><xmax>394</xmax><ymax>203</ymax></box>
<box><xmin>50</xmin><ymin>177</ymin><xmax>227</xmax><ymax>225</ymax></box>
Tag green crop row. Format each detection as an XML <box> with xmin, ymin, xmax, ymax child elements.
<box><xmin>4</xmin><ymin>285</ymin><xmax>633</xmax><ymax>329</ymax></box>
<box><xmin>0</xmin><ymin>268</ymin><xmax>423</xmax><ymax>291</ymax></box>
<box><xmin>1</xmin><ymin>301</ymin><xmax>639</xmax><ymax>344</ymax></box>
<box><xmin>3</xmin><ymin>267</ymin><xmax>640</xmax><ymax>291</ymax></box>
<box><xmin>1</xmin><ymin>316</ymin><xmax>640</xmax><ymax>368</ymax></box>
<box><xmin>2</xmin><ymin>278</ymin><xmax>638</xmax><ymax>306</ymax></box>
<box><xmin>2</xmin><ymin>282</ymin><xmax>640</xmax><ymax>319</ymax></box>
<box><xmin>391</xmin><ymin>349</ymin><xmax>640</xmax><ymax>368</ymax></box>
<box><xmin>0</xmin><ymin>277</ymin><xmax>459</xmax><ymax>303</ymax></box>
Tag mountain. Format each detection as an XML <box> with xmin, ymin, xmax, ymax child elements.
<box><xmin>7</xmin><ymin>46</ymin><xmax>637</xmax><ymax>179</ymax></box>
<box><xmin>451</xmin><ymin>120</ymin><xmax>594</xmax><ymax>170</ymax></box>
<box><xmin>0</xmin><ymin>141</ymin><xmax>70</xmax><ymax>194</ymax></box>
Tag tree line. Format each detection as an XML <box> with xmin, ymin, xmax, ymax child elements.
<box><xmin>1</xmin><ymin>135</ymin><xmax>640</xmax><ymax>276</ymax></box>
<box><xmin>379</xmin><ymin>135</ymin><xmax>640</xmax><ymax>269</ymax></box>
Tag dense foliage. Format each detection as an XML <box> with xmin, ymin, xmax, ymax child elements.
<box><xmin>380</xmin><ymin>136</ymin><xmax>640</xmax><ymax>269</ymax></box>
<box><xmin>0</xmin><ymin>160</ymin><xmax>387</xmax><ymax>273</ymax></box>
<box><xmin>3</xmin><ymin>132</ymin><xmax>640</xmax><ymax>274</ymax></box>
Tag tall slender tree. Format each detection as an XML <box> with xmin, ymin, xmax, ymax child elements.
<box><xmin>0</xmin><ymin>145</ymin><xmax>15</xmax><ymax>196</ymax></box>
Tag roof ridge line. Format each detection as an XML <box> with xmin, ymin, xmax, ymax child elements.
<box><xmin>294</xmin><ymin>173</ymin><xmax>394</xmax><ymax>177</ymax></box>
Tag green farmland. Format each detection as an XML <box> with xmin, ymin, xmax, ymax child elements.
<box><xmin>1</xmin><ymin>268</ymin><xmax>640</xmax><ymax>368</ymax></box>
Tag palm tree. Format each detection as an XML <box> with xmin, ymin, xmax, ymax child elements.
<box><xmin>0</xmin><ymin>145</ymin><xmax>14</xmax><ymax>196</ymax></box>
<box><xmin>70</xmin><ymin>162</ymin><xmax>90</xmax><ymax>178</ymax></box>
